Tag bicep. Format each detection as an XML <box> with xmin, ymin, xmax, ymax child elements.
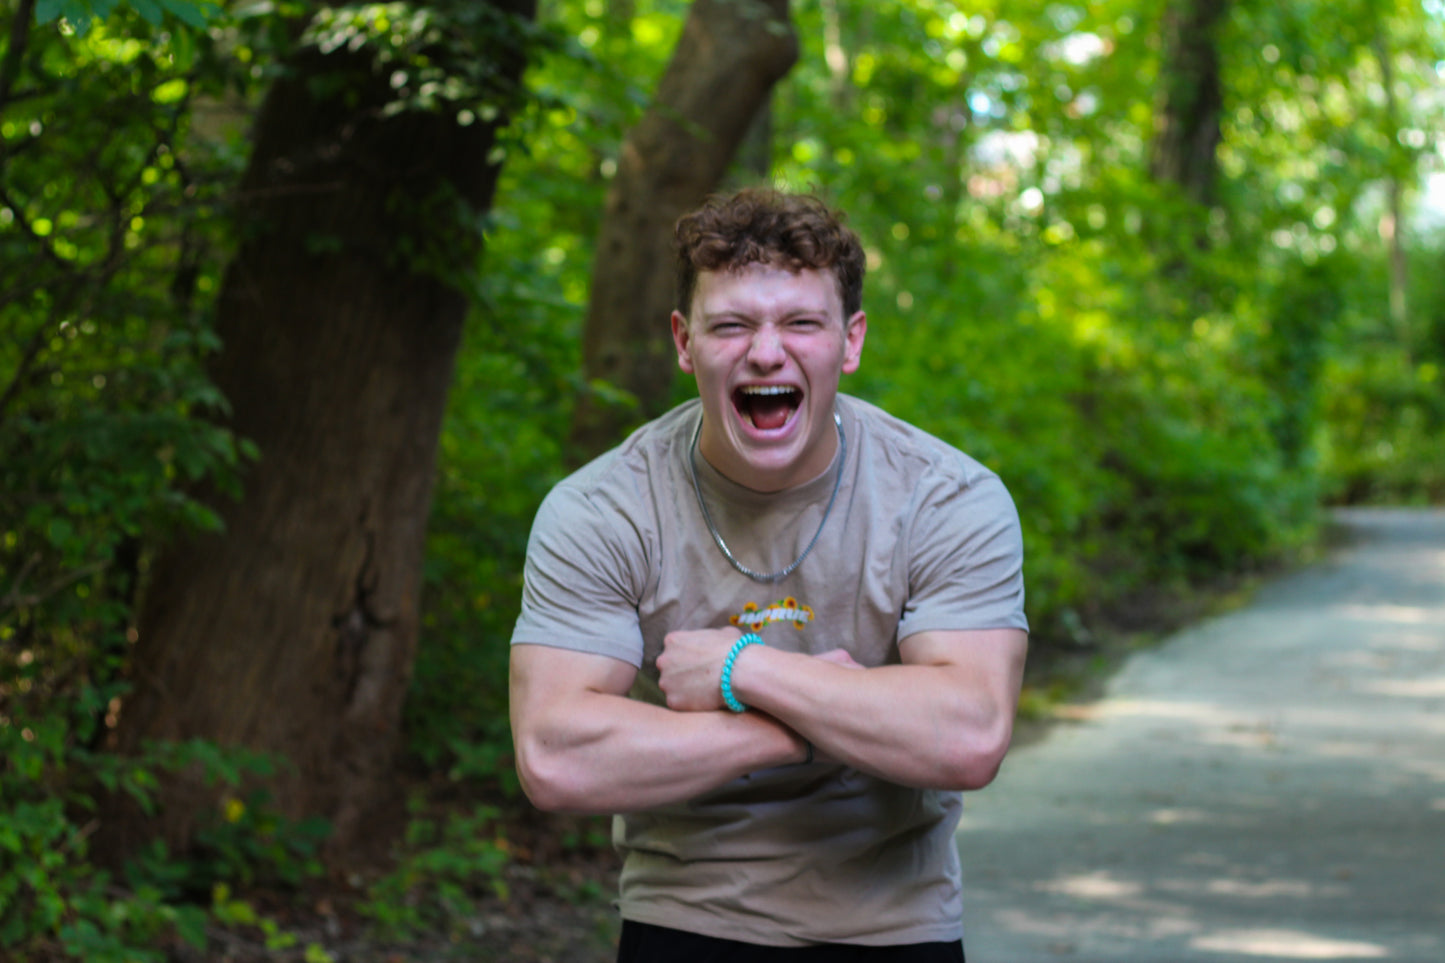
<box><xmin>509</xmin><ymin>643</ymin><xmax>638</xmax><ymax>728</ymax></box>
<box><xmin>509</xmin><ymin>644</ymin><xmax>640</xmax><ymax>806</ymax></box>
<box><xmin>898</xmin><ymin>628</ymin><xmax>1028</xmax><ymax>706</ymax></box>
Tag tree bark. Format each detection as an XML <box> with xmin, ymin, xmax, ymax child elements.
<box><xmin>1149</xmin><ymin>0</ymin><xmax>1228</xmax><ymax>208</ymax></box>
<box><xmin>731</xmin><ymin>101</ymin><xmax>775</xmax><ymax>185</ymax></box>
<box><xmin>566</xmin><ymin>0</ymin><xmax>798</xmax><ymax>462</ymax></box>
<box><xmin>110</xmin><ymin>0</ymin><xmax>535</xmax><ymax>860</ymax></box>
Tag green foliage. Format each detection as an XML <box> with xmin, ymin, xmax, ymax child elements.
<box><xmin>1320</xmin><ymin>234</ymin><xmax>1445</xmax><ymax>502</ymax></box>
<box><xmin>0</xmin><ymin>691</ymin><xmax>319</xmax><ymax>961</ymax></box>
<box><xmin>786</xmin><ymin>0</ymin><xmax>1445</xmax><ymax>615</ymax></box>
<box><xmin>360</xmin><ymin>801</ymin><xmax>512</xmax><ymax>941</ymax></box>
<box><xmin>2</xmin><ymin>0</ymin><xmax>255</xmax><ymax>694</ymax></box>
<box><xmin>210</xmin><ymin>883</ymin><xmax>337</xmax><ymax>960</ymax></box>
<box><xmin>1</xmin><ymin>6</ymin><xmax>330</xmax><ymax>959</ymax></box>
<box><xmin>35</xmin><ymin>0</ymin><xmax>217</xmax><ymax>36</ymax></box>
<box><xmin>124</xmin><ymin>789</ymin><xmax>330</xmax><ymax>897</ymax></box>
<box><xmin>304</xmin><ymin>1</ymin><xmax>553</xmax><ymax>118</ymax></box>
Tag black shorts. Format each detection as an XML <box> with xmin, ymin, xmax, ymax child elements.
<box><xmin>617</xmin><ymin>920</ymin><xmax>966</xmax><ymax>963</ymax></box>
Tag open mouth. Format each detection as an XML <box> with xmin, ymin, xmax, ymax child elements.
<box><xmin>734</xmin><ymin>384</ymin><xmax>801</xmax><ymax>431</ymax></box>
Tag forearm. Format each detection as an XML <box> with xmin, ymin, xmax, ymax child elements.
<box><xmin>727</xmin><ymin>636</ymin><xmax>1024</xmax><ymax>791</ymax></box>
<box><xmin>512</xmin><ymin>680</ymin><xmax>804</xmax><ymax>815</ymax></box>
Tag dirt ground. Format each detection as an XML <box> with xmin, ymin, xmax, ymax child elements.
<box><xmin>166</xmin><ymin>805</ymin><xmax>623</xmax><ymax>963</ymax></box>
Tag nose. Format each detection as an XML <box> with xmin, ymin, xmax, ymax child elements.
<box><xmin>747</xmin><ymin>326</ymin><xmax>785</xmax><ymax>370</ymax></box>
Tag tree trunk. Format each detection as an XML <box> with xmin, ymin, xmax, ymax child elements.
<box><xmin>731</xmin><ymin>101</ymin><xmax>775</xmax><ymax>185</ymax></box>
<box><xmin>110</xmin><ymin>0</ymin><xmax>535</xmax><ymax>860</ymax></box>
<box><xmin>1149</xmin><ymin>0</ymin><xmax>1228</xmax><ymax>208</ymax></box>
<box><xmin>566</xmin><ymin>0</ymin><xmax>798</xmax><ymax>462</ymax></box>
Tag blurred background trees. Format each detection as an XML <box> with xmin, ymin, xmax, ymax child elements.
<box><xmin>3</xmin><ymin>0</ymin><xmax>1443</xmax><ymax>956</ymax></box>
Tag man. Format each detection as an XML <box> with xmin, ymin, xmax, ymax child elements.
<box><xmin>509</xmin><ymin>188</ymin><xmax>1028</xmax><ymax>961</ymax></box>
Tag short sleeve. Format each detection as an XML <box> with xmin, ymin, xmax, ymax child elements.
<box><xmin>510</xmin><ymin>482</ymin><xmax>649</xmax><ymax>667</ymax></box>
<box><xmin>896</xmin><ymin>464</ymin><xmax>1028</xmax><ymax>640</ymax></box>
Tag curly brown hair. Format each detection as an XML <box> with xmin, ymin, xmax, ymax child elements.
<box><xmin>674</xmin><ymin>188</ymin><xmax>866</xmax><ymax>318</ymax></box>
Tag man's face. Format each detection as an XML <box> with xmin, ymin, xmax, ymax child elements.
<box><xmin>671</xmin><ymin>262</ymin><xmax>866</xmax><ymax>492</ymax></box>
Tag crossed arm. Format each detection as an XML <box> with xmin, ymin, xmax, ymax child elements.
<box><xmin>509</xmin><ymin>626</ymin><xmax>1027</xmax><ymax>815</ymax></box>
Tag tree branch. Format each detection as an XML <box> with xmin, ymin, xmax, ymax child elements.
<box><xmin>1</xmin><ymin>557</ymin><xmax>107</xmax><ymax>623</ymax></box>
<box><xmin>0</xmin><ymin>0</ymin><xmax>38</xmax><ymax>119</ymax></box>
<box><xmin>0</xmin><ymin>321</ymin><xmax>50</xmax><ymax>423</ymax></box>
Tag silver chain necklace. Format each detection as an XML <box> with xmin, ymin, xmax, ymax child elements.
<box><xmin>687</xmin><ymin>410</ymin><xmax>845</xmax><ymax>584</ymax></box>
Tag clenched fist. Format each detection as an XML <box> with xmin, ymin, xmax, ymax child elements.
<box><xmin>656</xmin><ymin>626</ymin><xmax>744</xmax><ymax>711</ymax></box>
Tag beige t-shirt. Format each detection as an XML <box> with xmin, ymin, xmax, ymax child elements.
<box><xmin>511</xmin><ymin>394</ymin><xmax>1027</xmax><ymax>946</ymax></box>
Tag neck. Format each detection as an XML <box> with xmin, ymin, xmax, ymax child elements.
<box><xmin>687</xmin><ymin>410</ymin><xmax>848</xmax><ymax>584</ymax></box>
<box><xmin>697</xmin><ymin>415</ymin><xmax>841</xmax><ymax>494</ymax></box>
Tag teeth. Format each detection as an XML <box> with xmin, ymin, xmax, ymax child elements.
<box><xmin>741</xmin><ymin>385</ymin><xmax>795</xmax><ymax>396</ymax></box>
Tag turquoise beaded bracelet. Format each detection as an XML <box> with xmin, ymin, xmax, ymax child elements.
<box><xmin>720</xmin><ymin>632</ymin><xmax>764</xmax><ymax>712</ymax></box>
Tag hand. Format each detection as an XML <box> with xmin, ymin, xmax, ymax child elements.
<box><xmin>656</xmin><ymin>626</ymin><xmax>745</xmax><ymax>712</ymax></box>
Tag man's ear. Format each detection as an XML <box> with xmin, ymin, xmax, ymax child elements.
<box><xmin>841</xmin><ymin>311</ymin><xmax>867</xmax><ymax>375</ymax></box>
<box><xmin>671</xmin><ymin>310</ymin><xmax>696</xmax><ymax>374</ymax></box>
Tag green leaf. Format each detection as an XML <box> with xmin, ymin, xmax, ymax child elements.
<box><xmin>156</xmin><ymin>0</ymin><xmax>217</xmax><ymax>30</ymax></box>
<box><xmin>34</xmin><ymin>0</ymin><xmax>69</xmax><ymax>24</ymax></box>
<box><xmin>131</xmin><ymin>0</ymin><xmax>163</xmax><ymax>23</ymax></box>
<box><xmin>172</xmin><ymin>905</ymin><xmax>209</xmax><ymax>950</ymax></box>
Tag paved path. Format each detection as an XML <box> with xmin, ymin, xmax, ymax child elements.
<box><xmin>957</xmin><ymin>508</ymin><xmax>1445</xmax><ymax>962</ymax></box>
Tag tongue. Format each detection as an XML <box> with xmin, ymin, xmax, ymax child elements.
<box><xmin>749</xmin><ymin>395</ymin><xmax>793</xmax><ymax>431</ymax></box>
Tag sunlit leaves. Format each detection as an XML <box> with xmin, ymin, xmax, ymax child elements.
<box><xmin>2</xmin><ymin>0</ymin><xmax>251</xmax><ymax>741</ymax></box>
<box><xmin>296</xmin><ymin>1</ymin><xmax>563</xmax><ymax>126</ymax></box>
<box><xmin>757</xmin><ymin>0</ymin><xmax>1445</xmax><ymax>626</ymax></box>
